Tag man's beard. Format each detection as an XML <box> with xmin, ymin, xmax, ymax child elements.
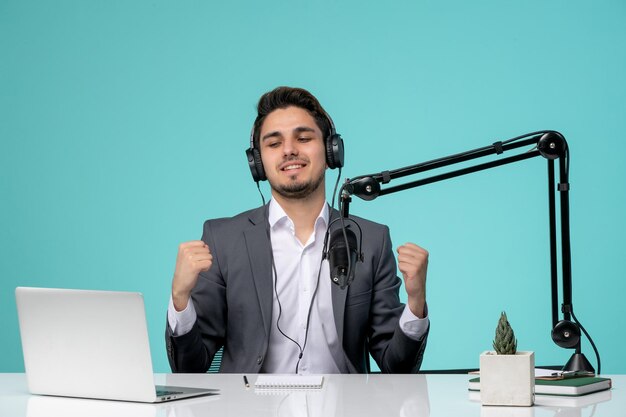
<box><xmin>270</xmin><ymin>170</ymin><xmax>325</xmax><ymax>200</ymax></box>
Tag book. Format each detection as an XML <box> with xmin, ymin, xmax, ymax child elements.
<box><xmin>468</xmin><ymin>387</ymin><xmax>612</xmax><ymax>407</ymax></box>
<box><xmin>534</xmin><ymin>389</ymin><xmax>612</xmax><ymax>407</ymax></box>
<box><xmin>254</xmin><ymin>375</ymin><xmax>324</xmax><ymax>390</ymax></box>
<box><xmin>468</xmin><ymin>376</ymin><xmax>612</xmax><ymax>397</ymax></box>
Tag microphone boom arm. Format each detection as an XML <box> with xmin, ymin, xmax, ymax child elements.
<box><xmin>342</xmin><ymin>130</ymin><xmax>598</xmax><ymax>373</ymax></box>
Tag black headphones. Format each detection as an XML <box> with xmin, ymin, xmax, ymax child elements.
<box><xmin>245</xmin><ymin>109</ymin><xmax>344</xmax><ymax>182</ymax></box>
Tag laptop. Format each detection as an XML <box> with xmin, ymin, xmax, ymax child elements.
<box><xmin>15</xmin><ymin>287</ymin><xmax>219</xmax><ymax>402</ymax></box>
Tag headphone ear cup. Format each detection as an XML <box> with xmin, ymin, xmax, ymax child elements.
<box><xmin>246</xmin><ymin>147</ymin><xmax>266</xmax><ymax>182</ymax></box>
<box><xmin>325</xmin><ymin>133</ymin><xmax>344</xmax><ymax>169</ymax></box>
<box><xmin>551</xmin><ymin>320</ymin><xmax>581</xmax><ymax>349</ymax></box>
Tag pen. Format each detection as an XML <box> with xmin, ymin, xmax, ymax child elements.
<box><xmin>243</xmin><ymin>375</ymin><xmax>250</xmax><ymax>388</ymax></box>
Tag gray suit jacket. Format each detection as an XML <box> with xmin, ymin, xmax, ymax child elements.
<box><xmin>165</xmin><ymin>205</ymin><xmax>428</xmax><ymax>373</ymax></box>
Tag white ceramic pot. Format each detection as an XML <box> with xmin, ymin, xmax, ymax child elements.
<box><xmin>479</xmin><ymin>350</ymin><xmax>535</xmax><ymax>406</ymax></box>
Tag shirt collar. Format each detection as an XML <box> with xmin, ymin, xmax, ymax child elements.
<box><xmin>268</xmin><ymin>199</ymin><xmax>329</xmax><ymax>230</ymax></box>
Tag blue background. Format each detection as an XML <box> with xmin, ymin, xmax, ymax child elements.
<box><xmin>2</xmin><ymin>0</ymin><xmax>625</xmax><ymax>374</ymax></box>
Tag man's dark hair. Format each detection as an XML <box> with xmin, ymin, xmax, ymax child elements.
<box><xmin>252</xmin><ymin>86</ymin><xmax>331</xmax><ymax>149</ymax></box>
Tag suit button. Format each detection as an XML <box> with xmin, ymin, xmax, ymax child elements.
<box><xmin>257</xmin><ymin>356</ymin><xmax>263</xmax><ymax>364</ymax></box>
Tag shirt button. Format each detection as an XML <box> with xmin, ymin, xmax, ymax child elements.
<box><xmin>257</xmin><ymin>355</ymin><xmax>263</xmax><ymax>364</ymax></box>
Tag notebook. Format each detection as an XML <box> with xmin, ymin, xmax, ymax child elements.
<box><xmin>15</xmin><ymin>287</ymin><xmax>219</xmax><ymax>403</ymax></box>
<box><xmin>255</xmin><ymin>375</ymin><xmax>324</xmax><ymax>390</ymax></box>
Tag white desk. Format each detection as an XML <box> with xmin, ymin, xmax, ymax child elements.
<box><xmin>0</xmin><ymin>373</ymin><xmax>623</xmax><ymax>417</ymax></box>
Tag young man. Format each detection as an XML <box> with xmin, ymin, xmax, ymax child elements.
<box><xmin>166</xmin><ymin>87</ymin><xmax>429</xmax><ymax>373</ymax></box>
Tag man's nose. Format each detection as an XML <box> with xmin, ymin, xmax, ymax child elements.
<box><xmin>282</xmin><ymin>138</ymin><xmax>299</xmax><ymax>156</ymax></box>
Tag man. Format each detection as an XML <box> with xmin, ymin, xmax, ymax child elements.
<box><xmin>166</xmin><ymin>86</ymin><xmax>429</xmax><ymax>373</ymax></box>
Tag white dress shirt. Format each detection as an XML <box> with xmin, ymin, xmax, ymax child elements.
<box><xmin>168</xmin><ymin>200</ymin><xmax>429</xmax><ymax>374</ymax></box>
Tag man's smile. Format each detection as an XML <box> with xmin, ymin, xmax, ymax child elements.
<box><xmin>279</xmin><ymin>160</ymin><xmax>308</xmax><ymax>172</ymax></box>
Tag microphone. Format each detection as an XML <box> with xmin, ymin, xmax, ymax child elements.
<box><xmin>328</xmin><ymin>227</ymin><xmax>359</xmax><ymax>289</ymax></box>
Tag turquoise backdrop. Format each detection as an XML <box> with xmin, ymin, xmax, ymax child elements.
<box><xmin>2</xmin><ymin>0</ymin><xmax>625</xmax><ymax>374</ymax></box>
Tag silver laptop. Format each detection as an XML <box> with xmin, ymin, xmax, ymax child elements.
<box><xmin>15</xmin><ymin>287</ymin><xmax>218</xmax><ymax>403</ymax></box>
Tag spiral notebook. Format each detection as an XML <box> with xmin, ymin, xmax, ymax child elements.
<box><xmin>255</xmin><ymin>375</ymin><xmax>324</xmax><ymax>390</ymax></box>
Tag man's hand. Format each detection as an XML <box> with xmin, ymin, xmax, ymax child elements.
<box><xmin>397</xmin><ymin>243</ymin><xmax>429</xmax><ymax>318</ymax></box>
<box><xmin>172</xmin><ymin>240</ymin><xmax>213</xmax><ymax>311</ymax></box>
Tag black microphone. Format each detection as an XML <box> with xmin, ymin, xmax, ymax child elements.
<box><xmin>328</xmin><ymin>227</ymin><xmax>358</xmax><ymax>289</ymax></box>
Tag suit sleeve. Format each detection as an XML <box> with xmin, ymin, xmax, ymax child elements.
<box><xmin>367</xmin><ymin>226</ymin><xmax>429</xmax><ymax>373</ymax></box>
<box><xmin>165</xmin><ymin>220</ymin><xmax>227</xmax><ymax>373</ymax></box>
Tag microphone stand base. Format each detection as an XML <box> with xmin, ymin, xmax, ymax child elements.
<box><xmin>562</xmin><ymin>352</ymin><xmax>595</xmax><ymax>373</ymax></box>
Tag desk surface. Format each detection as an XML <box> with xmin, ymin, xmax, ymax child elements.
<box><xmin>0</xmin><ymin>373</ymin><xmax>623</xmax><ymax>417</ymax></box>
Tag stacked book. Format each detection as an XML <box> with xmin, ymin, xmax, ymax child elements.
<box><xmin>468</xmin><ymin>375</ymin><xmax>612</xmax><ymax>396</ymax></box>
<box><xmin>468</xmin><ymin>369</ymin><xmax>612</xmax><ymax>407</ymax></box>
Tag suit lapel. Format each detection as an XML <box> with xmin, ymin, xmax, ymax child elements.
<box><xmin>331</xmin><ymin>281</ymin><xmax>347</xmax><ymax>346</ymax></box>
<box><xmin>242</xmin><ymin>205</ymin><xmax>350</xmax><ymax>351</ymax></box>
<box><xmin>243</xmin><ymin>206</ymin><xmax>273</xmax><ymax>338</ymax></box>
<box><xmin>328</xmin><ymin>208</ymin><xmax>348</xmax><ymax>346</ymax></box>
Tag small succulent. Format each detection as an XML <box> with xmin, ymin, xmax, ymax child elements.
<box><xmin>493</xmin><ymin>311</ymin><xmax>517</xmax><ymax>354</ymax></box>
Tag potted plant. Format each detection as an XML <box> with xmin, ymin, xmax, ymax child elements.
<box><xmin>479</xmin><ymin>312</ymin><xmax>534</xmax><ymax>406</ymax></box>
